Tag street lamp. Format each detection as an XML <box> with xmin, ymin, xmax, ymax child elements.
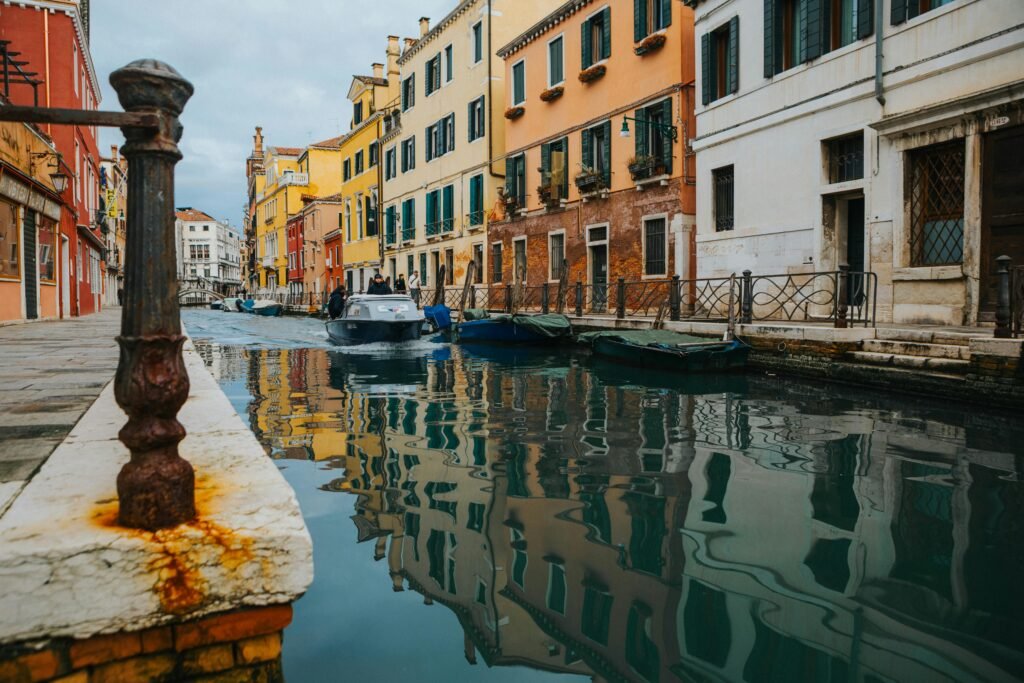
<box><xmin>49</xmin><ymin>169</ymin><xmax>69</xmax><ymax>194</ymax></box>
<box><xmin>619</xmin><ymin>116</ymin><xmax>679</xmax><ymax>142</ymax></box>
<box><xmin>30</xmin><ymin>151</ymin><xmax>69</xmax><ymax>194</ymax></box>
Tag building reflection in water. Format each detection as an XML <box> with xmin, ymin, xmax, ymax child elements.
<box><xmin>220</xmin><ymin>341</ymin><xmax>1023</xmax><ymax>683</ymax></box>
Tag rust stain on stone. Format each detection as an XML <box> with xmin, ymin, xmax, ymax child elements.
<box><xmin>90</xmin><ymin>473</ymin><xmax>255</xmax><ymax>615</ymax></box>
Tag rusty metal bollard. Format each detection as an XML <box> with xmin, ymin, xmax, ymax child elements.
<box><xmin>995</xmin><ymin>255</ymin><xmax>1012</xmax><ymax>339</ymax></box>
<box><xmin>616</xmin><ymin>278</ymin><xmax>626</xmax><ymax>319</ymax></box>
<box><xmin>111</xmin><ymin>61</ymin><xmax>196</xmax><ymax>530</ymax></box>
<box><xmin>541</xmin><ymin>283</ymin><xmax>549</xmax><ymax>314</ymax></box>
<box><xmin>670</xmin><ymin>274</ymin><xmax>681</xmax><ymax>321</ymax></box>
<box><xmin>741</xmin><ymin>270</ymin><xmax>753</xmax><ymax>325</ymax></box>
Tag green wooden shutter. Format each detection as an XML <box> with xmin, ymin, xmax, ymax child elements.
<box><xmin>467</xmin><ymin>101</ymin><xmax>474</xmax><ymax>140</ymax></box>
<box><xmin>661</xmin><ymin>0</ymin><xmax>672</xmax><ymax>29</ymax></box>
<box><xmin>701</xmin><ymin>33</ymin><xmax>712</xmax><ymax>105</ymax></box>
<box><xmin>661</xmin><ymin>100</ymin><xmax>673</xmax><ymax>173</ymax></box>
<box><xmin>891</xmin><ymin>0</ymin><xmax>906</xmax><ymax>24</ymax></box>
<box><xmin>601</xmin><ymin>121</ymin><xmax>612</xmax><ymax>186</ymax></box>
<box><xmin>505</xmin><ymin>163</ymin><xmax>515</xmax><ymax>198</ymax></box>
<box><xmin>443</xmin><ymin>185</ymin><xmax>454</xmax><ymax>229</ymax></box>
<box><xmin>635</xmin><ymin>108</ymin><xmax>648</xmax><ymax>158</ymax></box>
<box><xmin>764</xmin><ymin>0</ymin><xmax>776</xmax><ymax>77</ymax></box>
<box><xmin>728</xmin><ymin>17</ymin><xmax>739</xmax><ymax>95</ymax></box>
<box><xmin>802</xmin><ymin>0</ymin><xmax>823</xmax><ymax>63</ymax></box>
<box><xmin>634</xmin><ymin>0</ymin><xmax>646</xmax><ymax>41</ymax></box>
<box><xmin>581</xmin><ymin>19</ymin><xmax>593</xmax><ymax>69</ymax></box>
<box><xmin>601</xmin><ymin>9</ymin><xmax>612</xmax><ymax>59</ymax></box>
<box><xmin>541</xmin><ymin>142</ymin><xmax>552</xmax><ymax>186</ymax></box>
<box><xmin>470</xmin><ymin>176</ymin><xmax>481</xmax><ymax>219</ymax></box>
<box><xmin>857</xmin><ymin>0</ymin><xmax>874</xmax><ymax>38</ymax></box>
<box><xmin>410</xmin><ymin>74</ymin><xmax>415</xmax><ymax>107</ymax></box>
<box><xmin>581</xmin><ymin>128</ymin><xmax>593</xmax><ymax>170</ymax></box>
<box><xmin>561</xmin><ymin>137</ymin><xmax>570</xmax><ymax>198</ymax></box>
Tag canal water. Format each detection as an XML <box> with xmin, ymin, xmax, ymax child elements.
<box><xmin>184</xmin><ymin>310</ymin><xmax>1024</xmax><ymax>683</ymax></box>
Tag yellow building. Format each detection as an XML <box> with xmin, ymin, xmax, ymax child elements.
<box><xmin>339</xmin><ymin>40</ymin><xmax>400</xmax><ymax>292</ymax></box>
<box><xmin>380</xmin><ymin>1</ymin><xmax>550</xmax><ymax>294</ymax></box>
<box><xmin>254</xmin><ymin>137</ymin><xmax>343</xmax><ymax>293</ymax></box>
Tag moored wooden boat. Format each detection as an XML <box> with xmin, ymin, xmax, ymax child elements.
<box><xmin>248</xmin><ymin>299</ymin><xmax>284</xmax><ymax>317</ymax></box>
<box><xmin>455</xmin><ymin>313</ymin><xmax>572</xmax><ymax>345</ymax></box>
<box><xmin>579</xmin><ymin>330</ymin><xmax>749</xmax><ymax>373</ymax></box>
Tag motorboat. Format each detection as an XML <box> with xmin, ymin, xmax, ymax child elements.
<box><xmin>209</xmin><ymin>300</ymin><xmax>223</xmax><ymax>311</ymax></box>
<box><xmin>325</xmin><ymin>294</ymin><xmax>425</xmax><ymax>345</ymax></box>
<box><xmin>242</xmin><ymin>299</ymin><xmax>284</xmax><ymax>317</ymax></box>
<box><xmin>221</xmin><ymin>297</ymin><xmax>243</xmax><ymax>312</ymax></box>
<box><xmin>577</xmin><ymin>329</ymin><xmax>749</xmax><ymax>373</ymax></box>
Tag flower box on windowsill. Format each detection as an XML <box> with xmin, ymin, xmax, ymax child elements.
<box><xmin>539</xmin><ymin>86</ymin><xmax>564</xmax><ymax>102</ymax></box>
<box><xmin>634</xmin><ymin>33</ymin><xmax>667</xmax><ymax>56</ymax></box>
<box><xmin>628</xmin><ymin>157</ymin><xmax>665</xmax><ymax>181</ymax></box>
<box><xmin>578</xmin><ymin>64</ymin><xmax>606</xmax><ymax>84</ymax></box>
<box><xmin>574</xmin><ymin>172</ymin><xmax>607</xmax><ymax>195</ymax></box>
<box><xmin>504</xmin><ymin>106</ymin><xmax>525</xmax><ymax>120</ymax></box>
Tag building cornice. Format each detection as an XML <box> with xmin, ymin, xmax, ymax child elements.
<box><xmin>398</xmin><ymin>0</ymin><xmax>479</xmax><ymax>65</ymax></box>
<box><xmin>497</xmin><ymin>0</ymin><xmax>594</xmax><ymax>58</ymax></box>
<box><xmin>9</xmin><ymin>0</ymin><xmax>103</xmax><ymax>104</ymax></box>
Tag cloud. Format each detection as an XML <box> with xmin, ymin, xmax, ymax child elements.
<box><xmin>91</xmin><ymin>0</ymin><xmax>455</xmax><ymax>224</ymax></box>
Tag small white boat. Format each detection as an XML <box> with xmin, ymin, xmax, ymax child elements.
<box><xmin>221</xmin><ymin>297</ymin><xmax>243</xmax><ymax>312</ymax></box>
<box><xmin>325</xmin><ymin>294</ymin><xmax>424</xmax><ymax>345</ymax></box>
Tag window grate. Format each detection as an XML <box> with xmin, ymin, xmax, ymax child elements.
<box><xmin>827</xmin><ymin>134</ymin><xmax>864</xmax><ymax>183</ymax></box>
<box><xmin>713</xmin><ymin>166</ymin><xmax>734</xmax><ymax>231</ymax></box>
<box><xmin>909</xmin><ymin>141</ymin><xmax>964</xmax><ymax>267</ymax></box>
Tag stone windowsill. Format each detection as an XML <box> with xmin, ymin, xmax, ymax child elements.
<box><xmin>892</xmin><ymin>265</ymin><xmax>964</xmax><ymax>281</ymax></box>
<box><xmin>0</xmin><ymin>339</ymin><xmax>313</xmax><ymax>646</ymax></box>
<box><xmin>634</xmin><ymin>173</ymin><xmax>670</xmax><ymax>190</ymax></box>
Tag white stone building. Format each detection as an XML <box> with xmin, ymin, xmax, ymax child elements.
<box><xmin>174</xmin><ymin>208</ymin><xmax>243</xmax><ymax>297</ymax></box>
<box><xmin>685</xmin><ymin>0</ymin><xmax>1024</xmax><ymax>325</ymax></box>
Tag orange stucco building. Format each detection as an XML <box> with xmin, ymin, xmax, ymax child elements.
<box><xmin>491</xmin><ymin>0</ymin><xmax>696</xmax><ymax>295</ymax></box>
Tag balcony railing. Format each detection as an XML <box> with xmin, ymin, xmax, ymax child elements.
<box><xmin>277</xmin><ymin>173</ymin><xmax>309</xmax><ymax>187</ymax></box>
<box><xmin>261</xmin><ymin>255</ymin><xmax>275</xmax><ymax>268</ymax></box>
<box><xmin>401</xmin><ymin>227</ymin><xmax>415</xmax><ymax>242</ymax></box>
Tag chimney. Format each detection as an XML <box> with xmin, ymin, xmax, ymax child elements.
<box><xmin>110</xmin><ymin>145</ymin><xmax>118</xmax><ymax>162</ymax></box>
<box><xmin>419</xmin><ymin>17</ymin><xmax>430</xmax><ymax>37</ymax></box>
<box><xmin>372</xmin><ymin>62</ymin><xmax>384</xmax><ymax>80</ymax></box>
<box><xmin>403</xmin><ymin>37</ymin><xmax>417</xmax><ymax>52</ymax></box>
<box><xmin>254</xmin><ymin>126</ymin><xmax>264</xmax><ymax>157</ymax></box>
<box><xmin>387</xmin><ymin>36</ymin><xmax>401</xmax><ymax>78</ymax></box>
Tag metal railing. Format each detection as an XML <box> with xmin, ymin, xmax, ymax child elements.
<box><xmin>1009</xmin><ymin>263</ymin><xmax>1022</xmax><ymax>338</ymax></box>
<box><xmin>455</xmin><ymin>268</ymin><xmax>877</xmax><ymax>328</ymax></box>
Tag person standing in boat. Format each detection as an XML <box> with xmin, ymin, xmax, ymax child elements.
<box><xmin>394</xmin><ymin>274</ymin><xmax>407</xmax><ymax>294</ymax></box>
<box><xmin>366</xmin><ymin>273</ymin><xmax>393</xmax><ymax>295</ymax></box>
<box><xmin>327</xmin><ymin>285</ymin><xmax>347</xmax><ymax>319</ymax></box>
<box><xmin>408</xmin><ymin>270</ymin><xmax>421</xmax><ymax>306</ymax></box>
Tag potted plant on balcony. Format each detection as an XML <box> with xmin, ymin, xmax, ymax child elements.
<box><xmin>627</xmin><ymin>154</ymin><xmax>663</xmax><ymax>181</ymax></box>
<box><xmin>504</xmin><ymin>105</ymin><xmax>525</xmax><ymax>120</ymax></box>
<box><xmin>539</xmin><ymin>85</ymin><xmax>564</xmax><ymax>102</ymax></box>
<box><xmin>574</xmin><ymin>164</ymin><xmax>606</xmax><ymax>194</ymax></box>
<box><xmin>634</xmin><ymin>33</ymin><xmax>667</xmax><ymax>56</ymax></box>
<box><xmin>578</xmin><ymin>64</ymin><xmax>607</xmax><ymax>84</ymax></box>
<box><xmin>499</xmin><ymin>189</ymin><xmax>520</xmax><ymax>218</ymax></box>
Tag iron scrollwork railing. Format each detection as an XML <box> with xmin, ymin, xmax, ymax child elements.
<box><xmin>744</xmin><ymin>269</ymin><xmax>877</xmax><ymax>327</ymax></box>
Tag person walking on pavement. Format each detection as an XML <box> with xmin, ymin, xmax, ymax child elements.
<box><xmin>327</xmin><ymin>285</ymin><xmax>347</xmax><ymax>319</ymax></box>
<box><xmin>394</xmin><ymin>274</ymin><xmax>407</xmax><ymax>294</ymax></box>
<box><xmin>366</xmin><ymin>273</ymin><xmax>393</xmax><ymax>295</ymax></box>
<box><xmin>408</xmin><ymin>270</ymin><xmax>421</xmax><ymax>306</ymax></box>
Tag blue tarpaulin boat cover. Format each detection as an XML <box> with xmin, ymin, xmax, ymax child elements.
<box><xmin>423</xmin><ymin>305</ymin><xmax>452</xmax><ymax>329</ymax></box>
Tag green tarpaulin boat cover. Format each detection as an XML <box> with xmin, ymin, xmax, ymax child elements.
<box><xmin>462</xmin><ymin>308</ymin><xmax>490</xmax><ymax>321</ymax></box>
<box><xmin>483</xmin><ymin>313</ymin><xmax>573</xmax><ymax>338</ymax></box>
<box><xmin>577</xmin><ymin>329</ymin><xmax>719</xmax><ymax>346</ymax></box>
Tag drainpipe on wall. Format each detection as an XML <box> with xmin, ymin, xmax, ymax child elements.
<box><xmin>487</xmin><ymin>0</ymin><xmax>504</xmax><ymax>180</ymax></box>
<box><xmin>875</xmin><ymin>0</ymin><xmax>885</xmax><ymax>105</ymax></box>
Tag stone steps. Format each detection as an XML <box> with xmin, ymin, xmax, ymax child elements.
<box><xmin>847</xmin><ymin>351</ymin><xmax>971</xmax><ymax>374</ymax></box>
<box><xmin>861</xmin><ymin>339</ymin><xmax>971</xmax><ymax>360</ymax></box>
<box><xmin>875</xmin><ymin>328</ymin><xmax>983</xmax><ymax>347</ymax></box>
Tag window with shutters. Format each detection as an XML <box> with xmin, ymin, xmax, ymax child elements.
<box><xmin>507</xmin><ymin>154</ymin><xmax>527</xmax><ymax>207</ymax></box>
<box><xmin>355</xmin><ymin>150</ymin><xmax>364</xmax><ymax>175</ymax></box>
<box><xmin>473</xmin><ymin>22</ymin><xmax>484</xmax><ymax>63</ymax></box>
<box><xmin>892</xmin><ymin>0</ymin><xmax>955</xmax><ymax>25</ymax></box>
<box><xmin>549</xmin><ymin>232</ymin><xmax>565</xmax><ymax>281</ymax></box>
<box><xmin>643</xmin><ymin>217</ymin><xmax>667</xmax><ymax>276</ymax></box>
<box><xmin>468</xmin><ymin>96</ymin><xmax>486</xmax><ymax>142</ymax></box>
<box><xmin>473</xmin><ymin>243</ymin><xmax>484</xmax><ymax>284</ymax></box>
<box><xmin>444</xmin><ymin>45</ymin><xmax>454</xmax><ymax>83</ymax></box>
<box><xmin>402</xmin><ymin>198</ymin><xmax>416</xmax><ymax>242</ymax></box>
<box><xmin>445</xmin><ymin>114</ymin><xmax>455</xmax><ymax>154</ymax></box>
<box><xmin>541</xmin><ymin>138</ymin><xmax>570</xmax><ymax>201</ymax></box>
<box><xmin>491</xmin><ymin>242</ymin><xmax>503</xmax><ymax>283</ymax></box>
<box><xmin>548</xmin><ymin>35</ymin><xmax>565</xmax><ymax>87</ymax></box>
<box><xmin>385</xmin><ymin>147</ymin><xmax>397</xmax><ymax>180</ymax></box>
<box><xmin>385</xmin><ymin>206</ymin><xmax>397</xmax><ymax>245</ymax></box>
<box><xmin>635</xmin><ymin>99</ymin><xmax>674</xmax><ymax>174</ymax></box>
<box><xmin>511</xmin><ymin>60</ymin><xmax>526</xmax><ymax>106</ymax></box>
<box><xmin>426</xmin><ymin>123</ymin><xmax>438</xmax><ymax>162</ymax></box>
<box><xmin>766</xmin><ymin>0</ymin><xmax>873</xmax><ymax>77</ymax></box>
<box><xmin>701</xmin><ymin>18</ymin><xmax>739</xmax><ymax>104</ymax></box>
<box><xmin>353</xmin><ymin>101</ymin><xmax>363</xmax><ymax>126</ymax></box>
<box><xmin>369</xmin><ymin>142</ymin><xmax>379</xmax><ymax>168</ymax></box>
<box><xmin>635</xmin><ymin>0</ymin><xmax>672</xmax><ymax>41</ymax></box>
<box><xmin>426</xmin><ymin>189</ymin><xmax>441</xmax><ymax>236</ymax></box>
<box><xmin>908</xmin><ymin>140</ymin><xmax>964</xmax><ymax>266</ymax></box>
<box><xmin>826</xmin><ymin>133</ymin><xmax>864</xmax><ymax>183</ymax></box>
<box><xmin>366</xmin><ymin>194</ymin><xmax>378</xmax><ymax>237</ymax></box>
<box><xmin>425</xmin><ymin>54</ymin><xmax>442</xmax><ymax>96</ymax></box>
<box><xmin>581</xmin><ymin>8</ymin><xmax>612</xmax><ymax>70</ymax></box>
<box><xmin>420</xmin><ymin>252</ymin><xmax>429</xmax><ymax>286</ymax></box>
<box><xmin>356</xmin><ymin>194</ymin><xmax>364</xmax><ymax>238</ymax></box>
<box><xmin>442</xmin><ymin>184</ymin><xmax>455</xmax><ymax>233</ymax></box>
<box><xmin>581</xmin><ymin>121</ymin><xmax>612</xmax><ymax>188</ymax></box>
<box><xmin>345</xmin><ymin>201</ymin><xmax>352</xmax><ymax>242</ymax></box>
<box><xmin>401</xmin><ymin>75</ymin><xmax>415</xmax><ymax>111</ymax></box>
<box><xmin>713</xmin><ymin>166</ymin><xmax>735</xmax><ymax>231</ymax></box>
<box><xmin>469</xmin><ymin>174</ymin><xmax>485</xmax><ymax>226</ymax></box>
<box><xmin>343</xmin><ymin>158</ymin><xmax>352</xmax><ymax>181</ymax></box>
<box><xmin>401</xmin><ymin>137</ymin><xmax>416</xmax><ymax>172</ymax></box>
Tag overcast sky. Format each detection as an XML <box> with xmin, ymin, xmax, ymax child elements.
<box><xmin>91</xmin><ymin>0</ymin><xmax>454</xmax><ymax>227</ymax></box>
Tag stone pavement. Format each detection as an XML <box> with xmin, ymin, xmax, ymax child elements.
<box><xmin>0</xmin><ymin>308</ymin><xmax>121</xmax><ymax>512</ymax></box>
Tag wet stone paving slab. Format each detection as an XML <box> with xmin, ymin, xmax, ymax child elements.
<box><xmin>0</xmin><ymin>309</ymin><xmax>121</xmax><ymax>508</ymax></box>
